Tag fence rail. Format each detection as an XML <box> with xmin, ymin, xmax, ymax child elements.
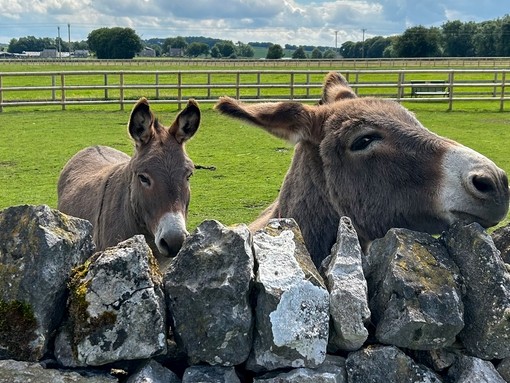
<box><xmin>0</xmin><ymin>69</ymin><xmax>509</xmax><ymax>112</ymax></box>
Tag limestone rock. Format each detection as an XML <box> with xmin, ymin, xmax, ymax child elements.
<box><xmin>0</xmin><ymin>359</ymin><xmax>117</xmax><ymax>382</ymax></box>
<box><xmin>182</xmin><ymin>365</ymin><xmax>240</xmax><ymax>383</ymax></box>
<box><xmin>448</xmin><ymin>355</ymin><xmax>506</xmax><ymax>383</ymax></box>
<box><xmin>497</xmin><ymin>358</ymin><xmax>510</xmax><ymax>382</ymax></box>
<box><xmin>254</xmin><ymin>355</ymin><xmax>347</xmax><ymax>382</ymax></box>
<box><xmin>346</xmin><ymin>345</ymin><xmax>443</xmax><ymax>383</ymax></box>
<box><xmin>492</xmin><ymin>223</ymin><xmax>510</xmax><ymax>264</ymax></box>
<box><xmin>56</xmin><ymin>235</ymin><xmax>167</xmax><ymax>366</ymax></box>
<box><xmin>247</xmin><ymin>218</ymin><xmax>329</xmax><ymax>372</ymax></box>
<box><xmin>0</xmin><ymin>204</ymin><xmax>94</xmax><ymax>361</ymax></box>
<box><xmin>321</xmin><ymin>216</ymin><xmax>370</xmax><ymax>352</ymax></box>
<box><xmin>443</xmin><ymin>221</ymin><xmax>510</xmax><ymax>359</ymax></box>
<box><xmin>367</xmin><ymin>229</ymin><xmax>464</xmax><ymax>350</ymax></box>
<box><xmin>165</xmin><ymin>220</ymin><xmax>254</xmax><ymax>366</ymax></box>
<box><xmin>126</xmin><ymin>359</ymin><xmax>180</xmax><ymax>383</ymax></box>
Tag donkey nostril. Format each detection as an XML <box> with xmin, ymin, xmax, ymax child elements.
<box><xmin>471</xmin><ymin>175</ymin><xmax>495</xmax><ymax>194</ymax></box>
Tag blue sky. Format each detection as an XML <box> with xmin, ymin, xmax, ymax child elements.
<box><xmin>0</xmin><ymin>0</ymin><xmax>508</xmax><ymax>46</ymax></box>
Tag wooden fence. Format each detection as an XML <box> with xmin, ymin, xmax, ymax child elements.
<box><xmin>0</xmin><ymin>69</ymin><xmax>508</xmax><ymax>112</ymax></box>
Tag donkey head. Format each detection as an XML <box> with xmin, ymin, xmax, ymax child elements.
<box><xmin>128</xmin><ymin>98</ymin><xmax>200</xmax><ymax>257</ymax></box>
<box><xmin>215</xmin><ymin>72</ymin><xmax>509</xmax><ymax>256</ymax></box>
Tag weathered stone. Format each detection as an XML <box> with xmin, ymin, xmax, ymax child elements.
<box><xmin>254</xmin><ymin>355</ymin><xmax>347</xmax><ymax>382</ymax></box>
<box><xmin>56</xmin><ymin>235</ymin><xmax>167</xmax><ymax>366</ymax></box>
<box><xmin>346</xmin><ymin>345</ymin><xmax>443</xmax><ymax>383</ymax></box>
<box><xmin>443</xmin><ymin>221</ymin><xmax>510</xmax><ymax>359</ymax></box>
<box><xmin>0</xmin><ymin>359</ymin><xmax>117</xmax><ymax>382</ymax></box>
<box><xmin>411</xmin><ymin>348</ymin><xmax>457</xmax><ymax>372</ymax></box>
<box><xmin>492</xmin><ymin>223</ymin><xmax>510</xmax><ymax>264</ymax></box>
<box><xmin>448</xmin><ymin>355</ymin><xmax>506</xmax><ymax>383</ymax></box>
<box><xmin>247</xmin><ymin>218</ymin><xmax>329</xmax><ymax>372</ymax></box>
<box><xmin>497</xmin><ymin>358</ymin><xmax>510</xmax><ymax>382</ymax></box>
<box><xmin>0</xmin><ymin>204</ymin><xmax>94</xmax><ymax>361</ymax></box>
<box><xmin>321</xmin><ymin>216</ymin><xmax>370</xmax><ymax>352</ymax></box>
<box><xmin>182</xmin><ymin>365</ymin><xmax>240</xmax><ymax>383</ymax></box>
<box><xmin>126</xmin><ymin>359</ymin><xmax>180</xmax><ymax>383</ymax></box>
<box><xmin>165</xmin><ymin>220</ymin><xmax>254</xmax><ymax>366</ymax></box>
<box><xmin>367</xmin><ymin>228</ymin><xmax>464</xmax><ymax>350</ymax></box>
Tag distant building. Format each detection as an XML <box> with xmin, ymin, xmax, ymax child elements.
<box><xmin>40</xmin><ymin>49</ymin><xmax>57</xmax><ymax>58</ymax></box>
<box><xmin>73</xmin><ymin>50</ymin><xmax>89</xmax><ymax>58</ymax></box>
<box><xmin>140</xmin><ymin>47</ymin><xmax>156</xmax><ymax>57</ymax></box>
<box><xmin>168</xmin><ymin>48</ymin><xmax>184</xmax><ymax>57</ymax></box>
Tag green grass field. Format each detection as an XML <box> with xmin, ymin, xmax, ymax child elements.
<box><xmin>1</xmin><ymin>60</ymin><xmax>509</xmax><ymax>231</ymax></box>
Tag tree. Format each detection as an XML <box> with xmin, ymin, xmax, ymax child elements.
<box><xmin>88</xmin><ymin>27</ymin><xmax>142</xmax><ymax>59</ymax></box>
<box><xmin>237</xmin><ymin>43</ymin><xmax>254</xmax><ymax>58</ymax></box>
<box><xmin>266</xmin><ymin>44</ymin><xmax>284</xmax><ymax>59</ymax></box>
<box><xmin>323</xmin><ymin>49</ymin><xmax>337</xmax><ymax>59</ymax></box>
<box><xmin>292</xmin><ymin>46</ymin><xmax>307</xmax><ymax>59</ymax></box>
<box><xmin>186</xmin><ymin>42</ymin><xmax>209</xmax><ymax>57</ymax></box>
<box><xmin>394</xmin><ymin>26</ymin><xmax>441</xmax><ymax>57</ymax></box>
<box><xmin>311</xmin><ymin>48</ymin><xmax>323</xmax><ymax>59</ymax></box>
<box><xmin>212</xmin><ymin>40</ymin><xmax>236</xmax><ymax>58</ymax></box>
<box><xmin>472</xmin><ymin>21</ymin><xmax>499</xmax><ymax>56</ymax></box>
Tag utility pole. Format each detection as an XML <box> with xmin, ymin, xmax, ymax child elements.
<box><xmin>361</xmin><ymin>28</ymin><xmax>366</xmax><ymax>59</ymax></box>
<box><xmin>68</xmin><ymin>23</ymin><xmax>71</xmax><ymax>57</ymax></box>
<box><xmin>335</xmin><ymin>30</ymin><xmax>338</xmax><ymax>52</ymax></box>
<box><xmin>57</xmin><ymin>26</ymin><xmax>61</xmax><ymax>59</ymax></box>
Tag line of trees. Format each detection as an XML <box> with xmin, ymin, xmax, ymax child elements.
<box><xmin>4</xmin><ymin>15</ymin><xmax>510</xmax><ymax>59</ymax></box>
<box><xmin>340</xmin><ymin>16</ymin><xmax>510</xmax><ymax>58</ymax></box>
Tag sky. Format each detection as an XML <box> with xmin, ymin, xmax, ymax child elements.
<box><xmin>0</xmin><ymin>0</ymin><xmax>508</xmax><ymax>47</ymax></box>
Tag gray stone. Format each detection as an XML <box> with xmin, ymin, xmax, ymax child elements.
<box><xmin>247</xmin><ymin>219</ymin><xmax>329</xmax><ymax>372</ymax></box>
<box><xmin>346</xmin><ymin>345</ymin><xmax>443</xmax><ymax>383</ymax></box>
<box><xmin>0</xmin><ymin>359</ymin><xmax>117</xmax><ymax>382</ymax></box>
<box><xmin>165</xmin><ymin>220</ymin><xmax>254</xmax><ymax>366</ymax></box>
<box><xmin>492</xmin><ymin>223</ymin><xmax>510</xmax><ymax>264</ymax></box>
<box><xmin>443</xmin><ymin>221</ymin><xmax>510</xmax><ymax>359</ymax></box>
<box><xmin>321</xmin><ymin>216</ymin><xmax>370</xmax><ymax>352</ymax></box>
<box><xmin>367</xmin><ymin>228</ymin><xmax>464</xmax><ymax>350</ymax></box>
<box><xmin>448</xmin><ymin>355</ymin><xmax>506</xmax><ymax>383</ymax></box>
<box><xmin>126</xmin><ymin>359</ymin><xmax>180</xmax><ymax>383</ymax></box>
<box><xmin>0</xmin><ymin>204</ymin><xmax>95</xmax><ymax>361</ymax></box>
<box><xmin>497</xmin><ymin>358</ymin><xmax>510</xmax><ymax>383</ymax></box>
<box><xmin>254</xmin><ymin>355</ymin><xmax>347</xmax><ymax>382</ymax></box>
<box><xmin>182</xmin><ymin>365</ymin><xmax>240</xmax><ymax>383</ymax></box>
<box><xmin>56</xmin><ymin>235</ymin><xmax>167</xmax><ymax>366</ymax></box>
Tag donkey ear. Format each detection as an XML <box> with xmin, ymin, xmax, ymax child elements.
<box><xmin>170</xmin><ymin>98</ymin><xmax>201</xmax><ymax>144</ymax></box>
<box><xmin>128</xmin><ymin>97</ymin><xmax>155</xmax><ymax>146</ymax></box>
<box><xmin>319</xmin><ymin>71</ymin><xmax>357</xmax><ymax>105</ymax></box>
<box><xmin>215</xmin><ymin>97</ymin><xmax>323</xmax><ymax>144</ymax></box>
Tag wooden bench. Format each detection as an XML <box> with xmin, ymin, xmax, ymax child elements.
<box><xmin>410</xmin><ymin>80</ymin><xmax>449</xmax><ymax>97</ymax></box>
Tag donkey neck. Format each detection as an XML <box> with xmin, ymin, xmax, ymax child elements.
<box><xmin>278</xmin><ymin>141</ymin><xmax>339</xmax><ymax>265</ymax></box>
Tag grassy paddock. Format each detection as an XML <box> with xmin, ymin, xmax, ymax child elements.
<box><xmin>1</xmin><ymin>59</ymin><xmax>509</xmax><ymax>230</ymax></box>
<box><xmin>0</xmin><ymin>102</ymin><xmax>509</xmax><ymax>231</ymax></box>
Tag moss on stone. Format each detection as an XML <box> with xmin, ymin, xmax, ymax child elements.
<box><xmin>0</xmin><ymin>299</ymin><xmax>38</xmax><ymax>360</ymax></box>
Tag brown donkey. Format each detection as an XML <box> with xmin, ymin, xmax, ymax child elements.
<box><xmin>58</xmin><ymin>98</ymin><xmax>200</xmax><ymax>266</ymax></box>
<box><xmin>215</xmin><ymin>72</ymin><xmax>509</xmax><ymax>266</ymax></box>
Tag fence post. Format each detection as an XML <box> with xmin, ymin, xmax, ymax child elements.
<box><xmin>60</xmin><ymin>73</ymin><xmax>66</xmax><ymax>111</ymax></box>
<box><xmin>104</xmin><ymin>73</ymin><xmax>108</xmax><ymax>100</ymax></box>
<box><xmin>500</xmin><ymin>71</ymin><xmax>506</xmax><ymax>112</ymax></box>
<box><xmin>155</xmin><ymin>72</ymin><xmax>160</xmax><ymax>100</ymax></box>
<box><xmin>0</xmin><ymin>74</ymin><xmax>3</xmax><ymax>112</ymax></box>
<box><xmin>397</xmin><ymin>71</ymin><xmax>404</xmax><ymax>101</ymax></box>
<box><xmin>177</xmin><ymin>71</ymin><xmax>182</xmax><ymax>110</ymax></box>
<box><xmin>119</xmin><ymin>72</ymin><xmax>124</xmax><ymax>111</ymax></box>
<box><xmin>447</xmin><ymin>71</ymin><xmax>454</xmax><ymax>111</ymax></box>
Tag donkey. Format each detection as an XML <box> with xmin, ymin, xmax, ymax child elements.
<box><xmin>215</xmin><ymin>72</ymin><xmax>509</xmax><ymax>266</ymax></box>
<box><xmin>58</xmin><ymin>98</ymin><xmax>200</xmax><ymax>266</ymax></box>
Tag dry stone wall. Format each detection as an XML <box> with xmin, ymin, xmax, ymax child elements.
<box><xmin>1</xmin><ymin>204</ymin><xmax>510</xmax><ymax>383</ymax></box>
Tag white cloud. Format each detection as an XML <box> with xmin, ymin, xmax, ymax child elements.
<box><xmin>0</xmin><ymin>0</ymin><xmax>508</xmax><ymax>45</ymax></box>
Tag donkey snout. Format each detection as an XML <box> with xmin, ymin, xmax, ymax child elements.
<box><xmin>155</xmin><ymin>212</ymin><xmax>188</xmax><ymax>257</ymax></box>
<box><xmin>441</xmin><ymin>146</ymin><xmax>509</xmax><ymax>227</ymax></box>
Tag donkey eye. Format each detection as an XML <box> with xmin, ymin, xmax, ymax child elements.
<box><xmin>350</xmin><ymin>134</ymin><xmax>382</xmax><ymax>151</ymax></box>
<box><xmin>138</xmin><ymin>174</ymin><xmax>151</xmax><ymax>187</ymax></box>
